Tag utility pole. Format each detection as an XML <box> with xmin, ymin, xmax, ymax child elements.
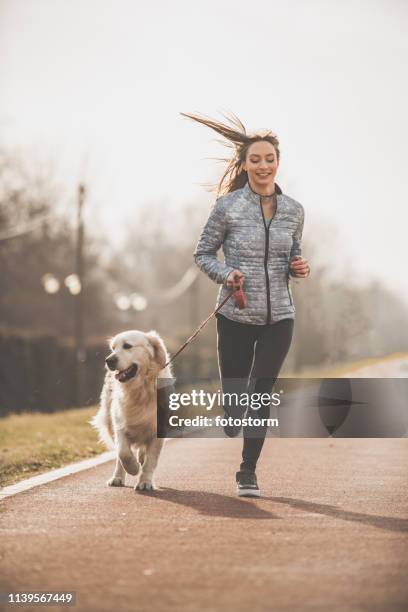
<box><xmin>74</xmin><ymin>183</ymin><xmax>86</xmax><ymax>406</ymax></box>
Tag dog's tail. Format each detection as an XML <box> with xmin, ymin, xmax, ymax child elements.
<box><xmin>89</xmin><ymin>410</ymin><xmax>114</xmax><ymax>449</ymax></box>
<box><xmin>89</xmin><ymin>375</ymin><xmax>115</xmax><ymax>449</ymax></box>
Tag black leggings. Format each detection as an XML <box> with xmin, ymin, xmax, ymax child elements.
<box><xmin>216</xmin><ymin>313</ymin><xmax>294</xmax><ymax>472</ymax></box>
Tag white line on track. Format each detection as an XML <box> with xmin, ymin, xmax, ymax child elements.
<box><xmin>0</xmin><ymin>451</ymin><xmax>115</xmax><ymax>500</ymax></box>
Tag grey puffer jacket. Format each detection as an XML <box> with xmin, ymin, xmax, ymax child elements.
<box><xmin>193</xmin><ymin>180</ymin><xmax>305</xmax><ymax>325</ymax></box>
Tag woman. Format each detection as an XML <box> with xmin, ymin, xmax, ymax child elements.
<box><xmin>182</xmin><ymin>111</ymin><xmax>310</xmax><ymax>497</ymax></box>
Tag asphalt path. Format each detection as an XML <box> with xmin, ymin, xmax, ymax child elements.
<box><xmin>1</xmin><ymin>436</ymin><xmax>407</xmax><ymax>612</ymax></box>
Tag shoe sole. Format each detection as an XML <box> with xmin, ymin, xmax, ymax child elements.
<box><xmin>237</xmin><ymin>488</ymin><xmax>261</xmax><ymax>497</ymax></box>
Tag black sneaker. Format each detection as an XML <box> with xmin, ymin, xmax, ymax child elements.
<box><xmin>235</xmin><ymin>470</ymin><xmax>260</xmax><ymax>497</ymax></box>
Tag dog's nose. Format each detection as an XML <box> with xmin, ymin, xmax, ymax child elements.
<box><xmin>105</xmin><ymin>354</ymin><xmax>118</xmax><ymax>370</ymax></box>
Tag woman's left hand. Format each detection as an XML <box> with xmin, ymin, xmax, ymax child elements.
<box><xmin>290</xmin><ymin>256</ymin><xmax>310</xmax><ymax>278</ymax></box>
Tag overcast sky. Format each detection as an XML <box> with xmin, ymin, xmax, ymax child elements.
<box><xmin>1</xmin><ymin>0</ymin><xmax>407</xmax><ymax>300</ymax></box>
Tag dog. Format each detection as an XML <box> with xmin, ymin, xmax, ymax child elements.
<box><xmin>91</xmin><ymin>329</ymin><xmax>174</xmax><ymax>491</ymax></box>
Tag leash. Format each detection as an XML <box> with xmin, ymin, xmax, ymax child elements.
<box><xmin>164</xmin><ymin>280</ymin><xmax>245</xmax><ymax>368</ymax></box>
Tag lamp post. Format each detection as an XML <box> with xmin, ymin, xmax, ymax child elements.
<box><xmin>41</xmin><ymin>271</ymin><xmax>83</xmax><ymax>406</ymax></box>
<box><xmin>42</xmin><ymin>182</ymin><xmax>87</xmax><ymax>406</ymax></box>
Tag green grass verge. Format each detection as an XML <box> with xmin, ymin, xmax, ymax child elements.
<box><xmin>0</xmin><ymin>406</ymin><xmax>103</xmax><ymax>488</ymax></box>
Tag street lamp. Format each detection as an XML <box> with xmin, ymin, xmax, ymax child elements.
<box><xmin>114</xmin><ymin>294</ymin><xmax>131</xmax><ymax>311</ymax></box>
<box><xmin>114</xmin><ymin>292</ymin><xmax>147</xmax><ymax>312</ymax></box>
<box><xmin>41</xmin><ymin>273</ymin><xmax>82</xmax><ymax>296</ymax></box>
<box><xmin>41</xmin><ymin>273</ymin><xmax>60</xmax><ymax>294</ymax></box>
<box><xmin>113</xmin><ymin>292</ymin><xmax>147</xmax><ymax>326</ymax></box>
<box><xmin>64</xmin><ymin>274</ymin><xmax>81</xmax><ymax>296</ymax></box>
<box><xmin>130</xmin><ymin>293</ymin><xmax>147</xmax><ymax>311</ymax></box>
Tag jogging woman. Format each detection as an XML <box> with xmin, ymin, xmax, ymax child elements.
<box><xmin>182</xmin><ymin>111</ymin><xmax>310</xmax><ymax>497</ymax></box>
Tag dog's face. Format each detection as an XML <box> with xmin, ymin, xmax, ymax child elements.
<box><xmin>105</xmin><ymin>330</ymin><xmax>167</xmax><ymax>384</ymax></box>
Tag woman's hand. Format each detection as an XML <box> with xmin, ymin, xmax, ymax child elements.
<box><xmin>290</xmin><ymin>256</ymin><xmax>310</xmax><ymax>278</ymax></box>
<box><xmin>226</xmin><ymin>269</ymin><xmax>245</xmax><ymax>290</ymax></box>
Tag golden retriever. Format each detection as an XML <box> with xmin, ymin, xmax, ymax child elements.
<box><xmin>91</xmin><ymin>329</ymin><xmax>174</xmax><ymax>491</ymax></box>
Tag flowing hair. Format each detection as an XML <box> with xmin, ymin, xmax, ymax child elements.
<box><xmin>180</xmin><ymin>110</ymin><xmax>280</xmax><ymax>197</ymax></box>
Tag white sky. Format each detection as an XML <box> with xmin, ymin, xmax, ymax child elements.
<box><xmin>1</xmin><ymin>0</ymin><xmax>407</xmax><ymax>300</ymax></box>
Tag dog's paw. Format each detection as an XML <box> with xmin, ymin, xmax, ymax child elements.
<box><xmin>107</xmin><ymin>477</ymin><xmax>124</xmax><ymax>487</ymax></box>
<box><xmin>135</xmin><ymin>480</ymin><xmax>155</xmax><ymax>492</ymax></box>
<box><xmin>120</xmin><ymin>456</ymin><xmax>140</xmax><ymax>476</ymax></box>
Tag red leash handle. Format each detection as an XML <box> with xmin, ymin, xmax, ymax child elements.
<box><xmin>232</xmin><ymin>277</ymin><xmax>247</xmax><ymax>309</ymax></box>
<box><xmin>164</xmin><ymin>279</ymin><xmax>247</xmax><ymax>367</ymax></box>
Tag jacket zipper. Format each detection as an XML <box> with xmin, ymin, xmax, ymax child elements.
<box><xmin>259</xmin><ymin>197</ymin><xmax>273</xmax><ymax>325</ymax></box>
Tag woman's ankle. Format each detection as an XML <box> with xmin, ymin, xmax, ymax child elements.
<box><xmin>240</xmin><ymin>462</ymin><xmax>256</xmax><ymax>473</ymax></box>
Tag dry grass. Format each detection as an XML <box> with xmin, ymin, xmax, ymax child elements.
<box><xmin>0</xmin><ymin>405</ymin><xmax>103</xmax><ymax>487</ymax></box>
<box><xmin>295</xmin><ymin>351</ymin><xmax>408</xmax><ymax>378</ymax></box>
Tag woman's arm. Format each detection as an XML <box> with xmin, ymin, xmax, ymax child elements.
<box><xmin>193</xmin><ymin>197</ymin><xmax>235</xmax><ymax>284</ymax></box>
<box><xmin>289</xmin><ymin>205</ymin><xmax>310</xmax><ymax>278</ymax></box>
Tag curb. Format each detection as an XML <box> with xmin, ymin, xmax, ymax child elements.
<box><xmin>0</xmin><ymin>451</ymin><xmax>115</xmax><ymax>501</ymax></box>
<box><xmin>0</xmin><ymin>438</ymin><xmax>183</xmax><ymax>501</ymax></box>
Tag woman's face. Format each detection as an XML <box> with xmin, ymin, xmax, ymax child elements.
<box><xmin>243</xmin><ymin>140</ymin><xmax>279</xmax><ymax>191</ymax></box>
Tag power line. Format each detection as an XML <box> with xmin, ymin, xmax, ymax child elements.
<box><xmin>0</xmin><ymin>213</ymin><xmax>54</xmax><ymax>242</ymax></box>
<box><xmin>149</xmin><ymin>265</ymin><xmax>199</xmax><ymax>304</ymax></box>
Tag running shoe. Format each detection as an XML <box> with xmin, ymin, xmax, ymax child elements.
<box><xmin>235</xmin><ymin>470</ymin><xmax>260</xmax><ymax>497</ymax></box>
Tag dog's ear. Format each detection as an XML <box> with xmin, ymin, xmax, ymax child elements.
<box><xmin>146</xmin><ymin>331</ymin><xmax>167</xmax><ymax>369</ymax></box>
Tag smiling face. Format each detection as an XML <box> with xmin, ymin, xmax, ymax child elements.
<box><xmin>242</xmin><ymin>140</ymin><xmax>279</xmax><ymax>192</ymax></box>
<box><xmin>105</xmin><ymin>330</ymin><xmax>166</xmax><ymax>384</ymax></box>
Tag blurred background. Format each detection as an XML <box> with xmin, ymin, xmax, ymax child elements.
<box><xmin>1</xmin><ymin>0</ymin><xmax>407</xmax><ymax>416</ymax></box>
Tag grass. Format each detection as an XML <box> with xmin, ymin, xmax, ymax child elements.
<box><xmin>0</xmin><ymin>405</ymin><xmax>103</xmax><ymax>488</ymax></box>
<box><xmin>295</xmin><ymin>351</ymin><xmax>408</xmax><ymax>378</ymax></box>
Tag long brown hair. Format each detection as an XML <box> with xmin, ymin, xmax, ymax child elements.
<box><xmin>180</xmin><ymin>110</ymin><xmax>280</xmax><ymax>197</ymax></box>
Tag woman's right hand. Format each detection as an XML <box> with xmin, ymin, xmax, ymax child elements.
<box><xmin>226</xmin><ymin>269</ymin><xmax>245</xmax><ymax>291</ymax></box>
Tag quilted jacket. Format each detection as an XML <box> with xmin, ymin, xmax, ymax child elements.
<box><xmin>193</xmin><ymin>180</ymin><xmax>305</xmax><ymax>325</ymax></box>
